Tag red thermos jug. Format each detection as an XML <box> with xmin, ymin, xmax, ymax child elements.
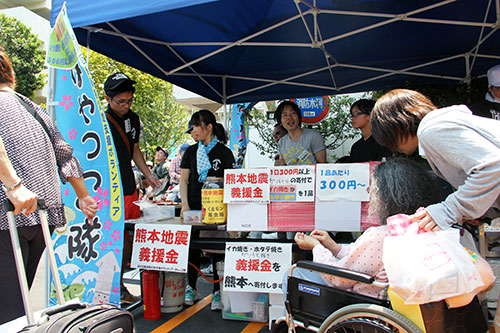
<box><xmin>142</xmin><ymin>270</ymin><xmax>161</xmax><ymax>320</ymax></box>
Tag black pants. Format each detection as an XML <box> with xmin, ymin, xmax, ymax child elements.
<box><xmin>187</xmin><ymin>246</ymin><xmax>223</xmax><ymax>293</ymax></box>
<box><xmin>0</xmin><ymin>225</ymin><xmax>50</xmax><ymax>324</ymax></box>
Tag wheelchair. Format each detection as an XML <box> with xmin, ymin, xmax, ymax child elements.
<box><xmin>273</xmin><ymin>260</ymin><xmax>488</xmax><ymax>333</ymax></box>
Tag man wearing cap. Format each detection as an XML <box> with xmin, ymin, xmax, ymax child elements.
<box><xmin>151</xmin><ymin>146</ymin><xmax>170</xmax><ymax>195</ymax></box>
<box><xmin>170</xmin><ymin>144</ymin><xmax>190</xmax><ymax>186</ymax></box>
<box><xmin>104</xmin><ymin>72</ymin><xmax>160</xmax><ymax>303</ymax></box>
<box><xmin>470</xmin><ymin>64</ymin><xmax>500</xmax><ymax>120</ymax></box>
<box><xmin>104</xmin><ymin>73</ymin><xmax>161</xmax><ymax>215</ymax></box>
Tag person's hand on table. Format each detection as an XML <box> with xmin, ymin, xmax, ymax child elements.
<box><xmin>147</xmin><ymin>175</ymin><xmax>161</xmax><ymax>189</ymax></box>
<box><xmin>412</xmin><ymin>208</ymin><xmax>441</xmax><ymax>232</ymax></box>
<box><xmin>294</xmin><ymin>232</ymin><xmax>319</xmax><ymax>250</ymax></box>
<box><xmin>6</xmin><ymin>184</ymin><xmax>37</xmax><ymax>216</ymax></box>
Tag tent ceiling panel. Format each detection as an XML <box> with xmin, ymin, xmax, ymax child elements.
<box><xmin>53</xmin><ymin>0</ymin><xmax>500</xmax><ymax>104</ymax></box>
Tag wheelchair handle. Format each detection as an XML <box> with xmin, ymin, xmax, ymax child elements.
<box><xmin>294</xmin><ymin>260</ymin><xmax>388</xmax><ymax>286</ymax></box>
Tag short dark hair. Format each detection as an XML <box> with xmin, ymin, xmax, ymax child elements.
<box><xmin>371</xmin><ymin>89</ymin><xmax>436</xmax><ymax>152</ymax></box>
<box><xmin>0</xmin><ymin>46</ymin><xmax>15</xmax><ymax>88</ymax></box>
<box><xmin>274</xmin><ymin>100</ymin><xmax>302</xmax><ymax>126</ymax></box>
<box><xmin>368</xmin><ymin>157</ymin><xmax>439</xmax><ymax>223</ymax></box>
<box><xmin>350</xmin><ymin>99</ymin><xmax>375</xmax><ymax>115</ymax></box>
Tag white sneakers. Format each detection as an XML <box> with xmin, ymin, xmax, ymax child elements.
<box><xmin>201</xmin><ymin>264</ymin><xmax>213</xmax><ymax>275</ymax></box>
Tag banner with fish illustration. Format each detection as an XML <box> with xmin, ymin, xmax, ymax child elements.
<box><xmin>46</xmin><ymin>5</ymin><xmax>124</xmax><ymax>305</ymax></box>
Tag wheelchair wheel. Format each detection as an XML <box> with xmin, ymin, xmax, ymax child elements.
<box><xmin>319</xmin><ymin>303</ymin><xmax>421</xmax><ymax>333</ymax></box>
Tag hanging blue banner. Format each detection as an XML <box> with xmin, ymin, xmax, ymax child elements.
<box><xmin>229</xmin><ymin>102</ymin><xmax>256</xmax><ymax>168</ymax></box>
<box><xmin>47</xmin><ymin>5</ymin><xmax>124</xmax><ymax>305</ymax></box>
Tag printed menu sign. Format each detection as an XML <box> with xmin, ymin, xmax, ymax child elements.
<box><xmin>316</xmin><ymin>163</ymin><xmax>370</xmax><ymax>201</ymax></box>
<box><xmin>270</xmin><ymin>165</ymin><xmax>315</xmax><ymax>202</ymax></box>
<box><xmin>223</xmin><ymin>242</ymin><xmax>292</xmax><ymax>293</ymax></box>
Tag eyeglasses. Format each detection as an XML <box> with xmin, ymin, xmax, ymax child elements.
<box><xmin>113</xmin><ymin>97</ymin><xmax>134</xmax><ymax>106</ymax></box>
<box><xmin>350</xmin><ymin>112</ymin><xmax>366</xmax><ymax>118</ymax></box>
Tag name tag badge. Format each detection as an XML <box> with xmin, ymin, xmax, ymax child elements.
<box><xmin>124</xmin><ymin>119</ymin><xmax>131</xmax><ymax>133</ymax></box>
<box><xmin>298</xmin><ymin>149</ymin><xmax>311</xmax><ymax>161</ymax></box>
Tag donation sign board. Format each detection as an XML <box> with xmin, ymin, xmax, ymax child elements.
<box><xmin>316</xmin><ymin>163</ymin><xmax>370</xmax><ymax>201</ymax></box>
<box><xmin>224</xmin><ymin>168</ymin><xmax>270</xmax><ymax>203</ymax></box>
<box><xmin>224</xmin><ymin>242</ymin><xmax>292</xmax><ymax>293</ymax></box>
<box><xmin>270</xmin><ymin>165</ymin><xmax>315</xmax><ymax>202</ymax></box>
<box><xmin>131</xmin><ymin>224</ymin><xmax>192</xmax><ymax>272</ymax></box>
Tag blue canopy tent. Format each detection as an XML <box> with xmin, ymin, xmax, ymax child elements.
<box><xmin>50</xmin><ymin>0</ymin><xmax>500</xmax><ymax>104</ymax></box>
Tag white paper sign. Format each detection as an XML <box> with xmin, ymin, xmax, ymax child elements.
<box><xmin>131</xmin><ymin>224</ymin><xmax>191</xmax><ymax>272</ymax></box>
<box><xmin>316</xmin><ymin>163</ymin><xmax>370</xmax><ymax>201</ymax></box>
<box><xmin>223</xmin><ymin>168</ymin><xmax>270</xmax><ymax>203</ymax></box>
<box><xmin>270</xmin><ymin>165</ymin><xmax>315</xmax><ymax>202</ymax></box>
<box><xmin>223</xmin><ymin>242</ymin><xmax>292</xmax><ymax>293</ymax></box>
<box><xmin>314</xmin><ymin>199</ymin><xmax>361</xmax><ymax>231</ymax></box>
<box><xmin>227</xmin><ymin>203</ymin><xmax>268</xmax><ymax>231</ymax></box>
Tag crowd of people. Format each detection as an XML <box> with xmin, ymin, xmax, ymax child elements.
<box><xmin>2</xmin><ymin>36</ymin><xmax>500</xmax><ymax>330</ymax></box>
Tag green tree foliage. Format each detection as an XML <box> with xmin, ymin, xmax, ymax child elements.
<box><xmin>82</xmin><ymin>48</ymin><xmax>191</xmax><ymax>159</ymax></box>
<box><xmin>0</xmin><ymin>14</ymin><xmax>46</xmax><ymax>98</ymax></box>
<box><xmin>247</xmin><ymin>95</ymin><xmax>360</xmax><ymax>162</ymax></box>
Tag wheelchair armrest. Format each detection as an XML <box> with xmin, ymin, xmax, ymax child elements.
<box><xmin>295</xmin><ymin>260</ymin><xmax>374</xmax><ymax>284</ymax></box>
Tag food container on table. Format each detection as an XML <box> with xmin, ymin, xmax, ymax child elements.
<box><xmin>201</xmin><ymin>177</ymin><xmax>226</xmax><ymax>224</ymax></box>
<box><xmin>183</xmin><ymin>210</ymin><xmax>202</xmax><ymax>223</ymax></box>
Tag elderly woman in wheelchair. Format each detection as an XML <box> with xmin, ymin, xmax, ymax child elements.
<box><xmin>273</xmin><ymin>158</ymin><xmax>489</xmax><ymax>333</ymax></box>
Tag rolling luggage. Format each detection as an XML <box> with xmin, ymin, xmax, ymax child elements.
<box><xmin>4</xmin><ymin>199</ymin><xmax>134</xmax><ymax>332</ymax></box>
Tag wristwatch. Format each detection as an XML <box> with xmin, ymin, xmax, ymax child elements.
<box><xmin>2</xmin><ymin>179</ymin><xmax>22</xmax><ymax>192</ymax></box>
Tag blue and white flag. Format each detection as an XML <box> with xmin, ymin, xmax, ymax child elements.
<box><xmin>229</xmin><ymin>102</ymin><xmax>256</xmax><ymax>168</ymax></box>
<box><xmin>47</xmin><ymin>5</ymin><xmax>124</xmax><ymax>305</ymax></box>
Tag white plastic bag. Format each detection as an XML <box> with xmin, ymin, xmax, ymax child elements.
<box><xmin>383</xmin><ymin>229</ymin><xmax>484</xmax><ymax>304</ymax></box>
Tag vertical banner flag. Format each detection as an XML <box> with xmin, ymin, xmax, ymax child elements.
<box><xmin>229</xmin><ymin>102</ymin><xmax>256</xmax><ymax>168</ymax></box>
<box><xmin>46</xmin><ymin>5</ymin><xmax>124</xmax><ymax>305</ymax></box>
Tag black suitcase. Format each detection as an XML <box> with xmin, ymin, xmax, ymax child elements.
<box><xmin>4</xmin><ymin>199</ymin><xmax>134</xmax><ymax>332</ymax></box>
<box><xmin>18</xmin><ymin>303</ymin><xmax>134</xmax><ymax>333</ymax></box>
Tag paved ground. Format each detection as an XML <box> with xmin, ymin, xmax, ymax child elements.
<box><xmin>24</xmin><ymin>251</ymin><xmax>500</xmax><ymax>332</ymax></box>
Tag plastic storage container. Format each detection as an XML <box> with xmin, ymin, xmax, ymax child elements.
<box><xmin>221</xmin><ymin>291</ymin><xmax>269</xmax><ymax>322</ymax></box>
<box><xmin>218</xmin><ymin>261</ymin><xmax>269</xmax><ymax>323</ymax></box>
<box><xmin>183</xmin><ymin>210</ymin><xmax>202</xmax><ymax>223</ymax></box>
<box><xmin>201</xmin><ymin>177</ymin><xmax>226</xmax><ymax>224</ymax></box>
<box><xmin>142</xmin><ymin>204</ymin><xmax>175</xmax><ymax>219</ymax></box>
